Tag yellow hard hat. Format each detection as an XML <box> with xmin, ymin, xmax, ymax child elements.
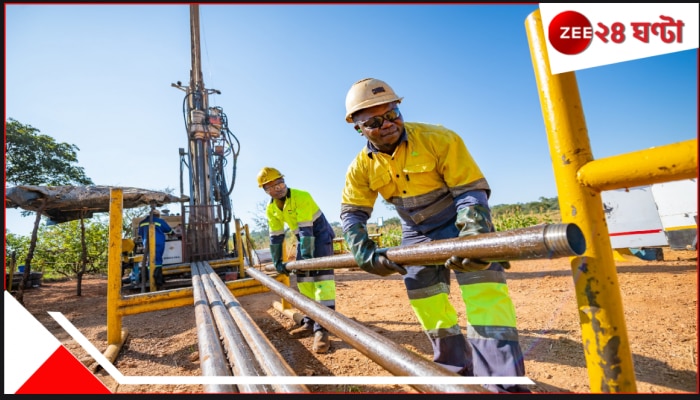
<box><xmin>257</xmin><ymin>167</ymin><xmax>284</xmax><ymax>188</ymax></box>
<box><xmin>345</xmin><ymin>78</ymin><xmax>403</xmax><ymax>123</ymax></box>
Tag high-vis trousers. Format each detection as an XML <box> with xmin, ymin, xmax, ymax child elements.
<box><xmin>403</xmin><ymin>263</ymin><xmax>527</xmax><ymax>393</ymax></box>
<box><xmin>401</xmin><ymin>222</ymin><xmax>528</xmax><ymax>393</ymax></box>
<box><xmin>295</xmin><ymin>237</ymin><xmax>336</xmax><ymax>333</ymax></box>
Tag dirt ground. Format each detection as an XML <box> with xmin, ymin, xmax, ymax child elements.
<box><xmin>16</xmin><ymin>248</ymin><xmax>698</xmax><ymax>394</ymax></box>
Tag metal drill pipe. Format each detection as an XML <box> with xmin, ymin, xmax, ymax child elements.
<box><xmin>195</xmin><ymin>262</ymin><xmax>273</xmax><ymax>393</ymax></box>
<box><xmin>190</xmin><ymin>262</ymin><xmax>236</xmax><ymax>393</ymax></box>
<box><xmin>244</xmin><ymin>267</ymin><xmax>487</xmax><ymax>393</ymax></box>
<box><xmin>272</xmin><ymin>223</ymin><xmax>585</xmax><ymax>272</ymax></box>
<box><xmin>201</xmin><ymin>262</ymin><xmax>310</xmax><ymax>393</ymax></box>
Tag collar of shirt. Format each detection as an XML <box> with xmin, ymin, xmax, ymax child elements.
<box><xmin>268</xmin><ymin>187</ymin><xmax>292</xmax><ymax>204</ymax></box>
<box><xmin>365</xmin><ymin>128</ymin><xmax>408</xmax><ymax>158</ymax></box>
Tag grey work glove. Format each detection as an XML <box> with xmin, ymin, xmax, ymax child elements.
<box><xmin>344</xmin><ymin>223</ymin><xmax>407</xmax><ymax>277</ymax></box>
<box><xmin>445</xmin><ymin>205</ymin><xmax>494</xmax><ymax>273</ymax></box>
<box><xmin>445</xmin><ymin>256</ymin><xmax>491</xmax><ymax>272</ymax></box>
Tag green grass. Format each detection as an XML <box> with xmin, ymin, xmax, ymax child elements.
<box><xmin>492</xmin><ymin>209</ymin><xmax>560</xmax><ymax>232</ymax></box>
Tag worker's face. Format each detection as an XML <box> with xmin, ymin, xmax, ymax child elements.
<box><xmin>353</xmin><ymin>101</ymin><xmax>404</xmax><ymax>153</ymax></box>
<box><xmin>263</xmin><ymin>178</ymin><xmax>287</xmax><ymax>200</ymax></box>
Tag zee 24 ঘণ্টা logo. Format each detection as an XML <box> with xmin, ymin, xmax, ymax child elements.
<box><xmin>547</xmin><ymin>10</ymin><xmax>685</xmax><ymax>55</ymax></box>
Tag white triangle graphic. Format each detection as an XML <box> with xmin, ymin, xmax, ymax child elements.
<box><xmin>4</xmin><ymin>291</ymin><xmax>61</xmax><ymax>394</ymax></box>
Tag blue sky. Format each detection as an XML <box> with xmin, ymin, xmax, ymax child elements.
<box><xmin>5</xmin><ymin>4</ymin><xmax>698</xmax><ymax>237</ymax></box>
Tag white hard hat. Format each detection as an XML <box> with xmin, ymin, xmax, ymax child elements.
<box><xmin>345</xmin><ymin>78</ymin><xmax>403</xmax><ymax>123</ymax></box>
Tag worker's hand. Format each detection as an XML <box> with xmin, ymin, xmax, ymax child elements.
<box><xmin>445</xmin><ymin>256</ymin><xmax>491</xmax><ymax>272</ymax></box>
<box><xmin>270</xmin><ymin>243</ymin><xmax>288</xmax><ymax>275</ymax></box>
<box><xmin>371</xmin><ymin>248</ymin><xmax>408</xmax><ymax>276</ymax></box>
<box><xmin>344</xmin><ymin>224</ymin><xmax>407</xmax><ymax>277</ymax></box>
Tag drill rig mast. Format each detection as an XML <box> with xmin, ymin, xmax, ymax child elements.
<box><xmin>172</xmin><ymin>4</ymin><xmax>240</xmax><ymax>263</ymax></box>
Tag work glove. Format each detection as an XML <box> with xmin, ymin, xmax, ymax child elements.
<box><xmin>270</xmin><ymin>243</ymin><xmax>288</xmax><ymax>275</ymax></box>
<box><xmin>344</xmin><ymin>223</ymin><xmax>407</xmax><ymax>277</ymax></box>
<box><xmin>299</xmin><ymin>236</ymin><xmax>315</xmax><ymax>260</ymax></box>
<box><xmin>445</xmin><ymin>205</ymin><xmax>493</xmax><ymax>273</ymax></box>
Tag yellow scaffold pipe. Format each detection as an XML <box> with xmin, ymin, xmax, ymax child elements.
<box><xmin>525</xmin><ymin>9</ymin><xmax>637</xmax><ymax>393</ymax></box>
<box><xmin>106</xmin><ymin>188</ymin><xmax>129</xmax><ymax>366</ymax></box>
<box><xmin>577</xmin><ymin>139</ymin><xmax>698</xmax><ymax>191</ymax></box>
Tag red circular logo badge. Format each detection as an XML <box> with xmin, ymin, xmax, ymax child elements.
<box><xmin>548</xmin><ymin>11</ymin><xmax>593</xmax><ymax>55</ymax></box>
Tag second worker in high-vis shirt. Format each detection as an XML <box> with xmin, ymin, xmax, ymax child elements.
<box><xmin>258</xmin><ymin>167</ymin><xmax>337</xmax><ymax>354</ymax></box>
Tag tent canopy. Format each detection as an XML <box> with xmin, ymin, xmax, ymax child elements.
<box><xmin>5</xmin><ymin>185</ymin><xmax>186</xmax><ymax>224</ymax></box>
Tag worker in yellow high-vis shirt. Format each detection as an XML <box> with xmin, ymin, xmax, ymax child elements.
<box><xmin>258</xmin><ymin>167</ymin><xmax>336</xmax><ymax>354</ymax></box>
<box><xmin>340</xmin><ymin>78</ymin><xmax>529</xmax><ymax>393</ymax></box>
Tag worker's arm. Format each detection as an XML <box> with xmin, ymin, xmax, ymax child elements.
<box><xmin>159</xmin><ymin>219</ymin><xmax>174</xmax><ymax>235</ymax></box>
<box><xmin>444</xmin><ymin>190</ymin><xmax>494</xmax><ymax>272</ymax></box>
<box><xmin>298</xmin><ymin>232</ymin><xmax>315</xmax><ymax>260</ymax></box>
<box><xmin>343</xmin><ymin>221</ymin><xmax>406</xmax><ymax>277</ymax></box>
<box><xmin>267</xmin><ymin>200</ymin><xmax>288</xmax><ymax>275</ymax></box>
<box><xmin>294</xmin><ymin>190</ymin><xmax>319</xmax><ymax>260</ymax></box>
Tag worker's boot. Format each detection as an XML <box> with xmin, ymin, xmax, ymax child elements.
<box><xmin>291</xmin><ymin>313</ymin><xmax>314</xmax><ymax>335</ymax></box>
<box><xmin>312</xmin><ymin>329</ymin><xmax>330</xmax><ymax>354</ymax></box>
<box><xmin>154</xmin><ymin>267</ymin><xmax>164</xmax><ymax>290</ymax></box>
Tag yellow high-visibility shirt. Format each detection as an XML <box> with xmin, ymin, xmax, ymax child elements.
<box><xmin>267</xmin><ymin>188</ymin><xmax>323</xmax><ymax>243</ymax></box>
<box><xmin>341</xmin><ymin>122</ymin><xmax>490</xmax><ymax>232</ymax></box>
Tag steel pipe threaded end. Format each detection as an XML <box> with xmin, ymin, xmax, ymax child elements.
<box><xmin>543</xmin><ymin>223</ymin><xmax>586</xmax><ymax>257</ymax></box>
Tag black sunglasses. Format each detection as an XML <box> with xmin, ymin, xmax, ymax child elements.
<box><xmin>358</xmin><ymin>108</ymin><xmax>401</xmax><ymax>129</ymax></box>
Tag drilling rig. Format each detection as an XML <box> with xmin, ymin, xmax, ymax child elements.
<box><xmin>123</xmin><ymin>5</ymin><xmax>247</xmax><ymax>291</ymax></box>
<box><xmin>170</xmin><ymin>4</ymin><xmax>240</xmax><ymax>266</ymax></box>
<box><xmin>170</xmin><ymin>4</ymin><xmax>242</xmax><ymax>268</ymax></box>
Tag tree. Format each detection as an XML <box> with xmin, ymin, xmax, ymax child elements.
<box><xmin>5</xmin><ymin>232</ymin><xmax>30</xmax><ymax>271</ymax></box>
<box><xmin>250</xmin><ymin>199</ymin><xmax>270</xmax><ymax>233</ymax></box>
<box><xmin>330</xmin><ymin>221</ymin><xmax>343</xmax><ymax>239</ymax></box>
<box><xmin>381</xmin><ymin>198</ymin><xmax>395</xmax><ymax>212</ymax></box>
<box><xmin>15</xmin><ymin>201</ymin><xmax>46</xmax><ymax>304</ymax></box>
<box><xmin>5</xmin><ymin>232</ymin><xmax>30</xmax><ymax>290</ymax></box>
<box><xmin>34</xmin><ymin>218</ymin><xmax>109</xmax><ymax>281</ymax></box>
<box><xmin>6</xmin><ymin>118</ymin><xmax>93</xmax><ymax>302</ymax></box>
<box><xmin>491</xmin><ymin>196</ymin><xmax>560</xmax><ymax>216</ymax></box>
<box><xmin>383</xmin><ymin>216</ymin><xmax>401</xmax><ymax>227</ymax></box>
<box><xmin>6</xmin><ymin>118</ymin><xmax>93</xmax><ymax>186</ymax></box>
<box><xmin>248</xmin><ymin>199</ymin><xmax>271</xmax><ymax>249</ymax></box>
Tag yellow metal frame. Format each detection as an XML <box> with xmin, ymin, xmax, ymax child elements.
<box><xmin>525</xmin><ymin>10</ymin><xmax>697</xmax><ymax>393</ymax></box>
<box><xmin>104</xmin><ymin>188</ymin><xmax>290</xmax><ymax>368</ymax></box>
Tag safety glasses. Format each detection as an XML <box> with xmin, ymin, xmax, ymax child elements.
<box><xmin>264</xmin><ymin>181</ymin><xmax>285</xmax><ymax>194</ymax></box>
<box><xmin>358</xmin><ymin>108</ymin><xmax>401</xmax><ymax>129</ymax></box>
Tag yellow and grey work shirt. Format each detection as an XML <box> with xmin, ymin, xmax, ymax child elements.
<box><xmin>341</xmin><ymin>122</ymin><xmax>490</xmax><ymax>234</ymax></box>
<box><xmin>267</xmin><ymin>188</ymin><xmax>329</xmax><ymax>245</ymax></box>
